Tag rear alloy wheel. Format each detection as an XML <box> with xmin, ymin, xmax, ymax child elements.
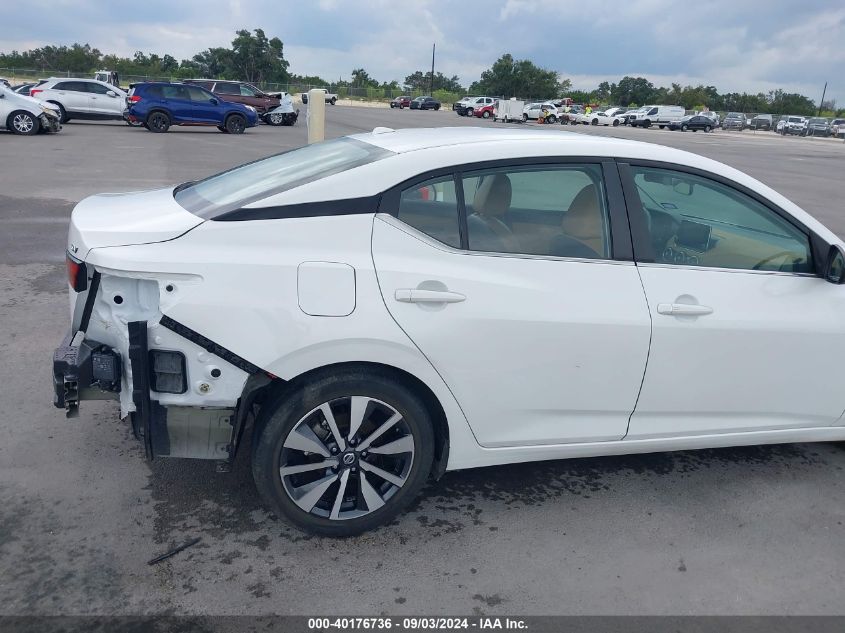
<box><xmin>267</xmin><ymin>112</ymin><xmax>284</xmax><ymax>126</ymax></box>
<box><xmin>9</xmin><ymin>111</ymin><xmax>39</xmax><ymax>135</ymax></box>
<box><xmin>681</xmin><ymin>124</ymin><xmax>689</xmax><ymax>131</ymax></box>
<box><xmin>225</xmin><ymin>114</ymin><xmax>246</xmax><ymax>134</ymax></box>
<box><xmin>705</xmin><ymin>125</ymin><xmax>712</xmax><ymax>133</ymax></box>
<box><xmin>252</xmin><ymin>371</ymin><xmax>435</xmax><ymax>536</ymax></box>
<box><xmin>482</xmin><ymin>110</ymin><xmax>491</xmax><ymax>119</ymax></box>
<box><xmin>147</xmin><ymin>112</ymin><xmax>171</xmax><ymax>133</ymax></box>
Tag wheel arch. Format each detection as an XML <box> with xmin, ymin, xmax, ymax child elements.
<box><xmin>250</xmin><ymin>361</ymin><xmax>452</xmax><ymax>479</ymax></box>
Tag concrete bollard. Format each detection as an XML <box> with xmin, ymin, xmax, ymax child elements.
<box><xmin>307</xmin><ymin>89</ymin><xmax>326</xmax><ymax>144</ymax></box>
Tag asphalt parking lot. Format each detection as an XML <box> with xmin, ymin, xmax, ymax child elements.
<box><xmin>2</xmin><ymin>106</ymin><xmax>845</xmax><ymax>616</ymax></box>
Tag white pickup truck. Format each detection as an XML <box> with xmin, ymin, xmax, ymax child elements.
<box><xmin>301</xmin><ymin>88</ymin><xmax>338</xmax><ymax>105</ymax></box>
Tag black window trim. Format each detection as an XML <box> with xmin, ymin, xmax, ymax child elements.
<box><xmin>617</xmin><ymin>158</ymin><xmax>826</xmax><ymax>276</ymax></box>
<box><xmin>378</xmin><ymin>156</ymin><xmax>634</xmax><ymax>262</ymax></box>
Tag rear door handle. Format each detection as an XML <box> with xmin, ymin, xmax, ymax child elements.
<box><xmin>657</xmin><ymin>303</ymin><xmax>713</xmax><ymax>316</ymax></box>
<box><xmin>395</xmin><ymin>289</ymin><xmax>466</xmax><ymax>304</ymax></box>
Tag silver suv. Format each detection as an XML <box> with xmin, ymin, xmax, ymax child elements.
<box><xmin>30</xmin><ymin>78</ymin><xmax>126</xmax><ymax>123</ymax></box>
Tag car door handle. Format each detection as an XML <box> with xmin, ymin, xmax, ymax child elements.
<box><xmin>657</xmin><ymin>303</ymin><xmax>713</xmax><ymax>316</ymax></box>
<box><xmin>395</xmin><ymin>289</ymin><xmax>466</xmax><ymax>304</ymax></box>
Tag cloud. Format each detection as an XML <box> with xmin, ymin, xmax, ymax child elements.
<box><xmin>0</xmin><ymin>0</ymin><xmax>842</xmax><ymax>103</ymax></box>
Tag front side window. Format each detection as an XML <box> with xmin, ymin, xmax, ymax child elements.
<box><xmin>396</xmin><ymin>176</ymin><xmax>461</xmax><ymax>248</ymax></box>
<box><xmin>630</xmin><ymin>166</ymin><xmax>812</xmax><ymax>273</ymax></box>
<box><xmin>175</xmin><ymin>137</ymin><xmax>394</xmax><ymax>219</ymax></box>
<box><xmin>462</xmin><ymin>165</ymin><xmax>610</xmax><ymax>259</ymax></box>
<box><xmin>239</xmin><ymin>84</ymin><xmax>257</xmax><ymax>97</ymax></box>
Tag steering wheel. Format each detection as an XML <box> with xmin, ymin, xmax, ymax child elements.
<box><xmin>752</xmin><ymin>251</ymin><xmax>799</xmax><ymax>271</ymax></box>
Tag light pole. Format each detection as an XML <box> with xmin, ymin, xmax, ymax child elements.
<box><xmin>429</xmin><ymin>43</ymin><xmax>435</xmax><ymax>96</ymax></box>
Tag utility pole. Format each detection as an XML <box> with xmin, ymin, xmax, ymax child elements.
<box><xmin>429</xmin><ymin>43</ymin><xmax>435</xmax><ymax>96</ymax></box>
<box><xmin>818</xmin><ymin>81</ymin><xmax>827</xmax><ymax>116</ymax></box>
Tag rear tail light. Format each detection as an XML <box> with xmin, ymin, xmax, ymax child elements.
<box><xmin>128</xmin><ymin>95</ymin><xmax>142</xmax><ymax>103</ymax></box>
<box><xmin>149</xmin><ymin>350</ymin><xmax>187</xmax><ymax>394</ymax></box>
<box><xmin>30</xmin><ymin>88</ymin><xmax>43</xmax><ymax>97</ymax></box>
<box><xmin>66</xmin><ymin>254</ymin><xmax>87</xmax><ymax>292</ymax></box>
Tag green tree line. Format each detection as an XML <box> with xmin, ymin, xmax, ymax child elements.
<box><xmin>1</xmin><ymin>36</ymin><xmax>835</xmax><ymax>115</ymax></box>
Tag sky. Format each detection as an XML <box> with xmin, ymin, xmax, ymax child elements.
<box><xmin>1</xmin><ymin>0</ymin><xmax>843</xmax><ymax>104</ymax></box>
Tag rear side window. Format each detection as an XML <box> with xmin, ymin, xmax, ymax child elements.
<box><xmin>175</xmin><ymin>137</ymin><xmax>394</xmax><ymax>219</ymax></box>
<box><xmin>397</xmin><ymin>176</ymin><xmax>461</xmax><ymax>248</ymax></box>
<box><xmin>54</xmin><ymin>81</ymin><xmax>87</xmax><ymax>91</ymax></box>
<box><xmin>161</xmin><ymin>85</ymin><xmax>189</xmax><ymax>100</ymax></box>
<box><xmin>214</xmin><ymin>82</ymin><xmax>239</xmax><ymax>95</ymax></box>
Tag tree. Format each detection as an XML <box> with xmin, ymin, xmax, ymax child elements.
<box><xmin>404</xmin><ymin>70</ymin><xmax>463</xmax><ymax>93</ymax></box>
<box><xmin>191</xmin><ymin>47</ymin><xmax>232</xmax><ymax>78</ymax></box>
<box><xmin>351</xmin><ymin>68</ymin><xmax>379</xmax><ymax>88</ymax></box>
<box><xmin>229</xmin><ymin>28</ymin><xmax>289</xmax><ymax>83</ymax></box>
<box><xmin>611</xmin><ymin>76</ymin><xmax>658</xmax><ymax>106</ymax></box>
<box><xmin>468</xmin><ymin>53</ymin><xmax>560</xmax><ymax>99</ymax></box>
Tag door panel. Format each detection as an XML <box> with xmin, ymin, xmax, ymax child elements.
<box><xmin>372</xmin><ymin>217</ymin><xmax>651</xmax><ymax>447</ymax></box>
<box><xmin>629</xmin><ymin>266</ymin><xmax>845</xmax><ymax>438</ymax></box>
<box><xmin>622</xmin><ymin>163</ymin><xmax>845</xmax><ymax>438</ymax></box>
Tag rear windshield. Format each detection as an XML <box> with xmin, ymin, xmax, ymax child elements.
<box><xmin>174</xmin><ymin>137</ymin><xmax>394</xmax><ymax>219</ymax></box>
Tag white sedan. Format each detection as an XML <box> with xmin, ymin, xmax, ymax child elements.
<box><xmin>523</xmin><ymin>102</ymin><xmax>559</xmax><ymax>122</ymax></box>
<box><xmin>53</xmin><ymin>127</ymin><xmax>845</xmax><ymax>536</ymax></box>
<box><xmin>577</xmin><ymin>110</ymin><xmax>624</xmax><ymax>126</ymax></box>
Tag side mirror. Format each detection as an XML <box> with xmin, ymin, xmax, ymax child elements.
<box><xmin>825</xmin><ymin>244</ymin><xmax>845</xmax><ymax>284</ymax></box>
<box><xmin>210</xmin><ymin>98</ymin><xmax>218</xmax><ymax>105</ymax></box>
<box><xmin>107</xmin><ymin>90</ymin><xmax>116</xmax><ymax>97</ymax></box>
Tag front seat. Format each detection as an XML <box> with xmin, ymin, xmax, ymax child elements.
<box><xmin>551</xmin><ymin>184</ymin><xmax>605</xmax><ymax>258</ymax></box>
<box><xmin>467</xmin><ymin>174</ymin><xmax>519</xmax><ymax>252</ymax></box>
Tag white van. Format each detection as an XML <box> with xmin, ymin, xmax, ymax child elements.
<box><xmin>493</xmin><ymin>98</ymin><xmax>525</xmax><ymax>123</ymax></box>
<box><xmin>0</xmin><ymin>83</ymin><xmax>62</xmax><ymax>134</ymax></box>
<box><xmin>630</xmin><ymin>105</ymin><xmax>686</xmax><ymax>128</ymax></box>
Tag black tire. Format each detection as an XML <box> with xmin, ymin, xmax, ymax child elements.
<box><xmin>49</xmin><ymin>102</ymin><xmax>68</xmax><ymax>123</ymax></box>
<box><xmin>265</xmin><ymin>112</ymin><xmax>284</xmax><ymax>126</ymax></box>
<box><xmin>658</xmin><ymin>125</ymin><xmax>665</xmax><ymax>129</ymax></box>
<box><xmin>482</xmin><ymin>110</ymin><xmax>491</xmax><ymax>119</ymax></box>
<box><xmin>330</xmin><ymin>97</ymin><xmax>337</xmax><ymax>105</ymax></box>
<box><xmin>399</xmin><ymin>104</ymin><xmax>404</xmax><ymax>109</ymax></box>
<box><xmin>546</xmin><ymin>114</ymin><xmax>556</xmax><ymax>123</ymax></box>
<box><xmin>644</xmin><ymin>120</ymin><xmax>652</xmax><ymax>128</ymax></box>
<box><xmin>8</xmin><ymin>111</ymin><xmax>40</xmax><ymax>135</ymax></box>
<box><xmin>681</xmin><ymin>124</ymin><xmax>688</xmax><ymax>131</ymax></box>
<box><xmin>591</xmin><ymin>118</ymin><xmax>598</xmax><ymax>125</ymax></box>
<box><xmin>612</xmin><ymin>119</ymin><xmax>619</xmax><ymax>126</ymax></box>
<box><xmin>146</xmin><ymin>111</ymin><xmax>170</xmax><ymax>133</ymax></box>
<box><xmin>704</xmin><ymin>125</ymin><xmax>712</xmax><ymax>133</ymax></box>
<box><xmin>225</xmin><ymin>114</ymin><xmax>246</xmax><ymax>134</ymax></box>
<box><xmin>252</xmin><ymin>368</ymin><xmax>435</xmax><ymax>536</ymax></box>
<box><xmin>434</xmin><ymin>104</ymin><xmax>440</xmax><ymax>111</ymax></box>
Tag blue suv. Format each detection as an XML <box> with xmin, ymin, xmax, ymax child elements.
<box><xmin>125</xmin><ymin>82</ymin><xmax>258</xmax><ymax>133</ymax></box>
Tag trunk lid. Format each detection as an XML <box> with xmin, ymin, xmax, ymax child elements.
<box><xmin>68</xmin><ymin>187</ymin><xmax>204</xmax><ymax>259</ymax></box>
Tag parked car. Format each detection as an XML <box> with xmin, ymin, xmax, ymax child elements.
<box><xmin>620</xmin><ymin>107</ymin><xmax>647</xmax><ymax>125</ymax></box>
<box><xmin>580</xmin><ymin>110</ymin><xmax>624</xmax><ymax>126</ymax></box>
<box><xmin>629</xmin><ymin>105</ymin><xmax>685</xmax><ymax>128</ymax></box>
<box><xmin>410</xmin><ymin>96</ymin><xmax>441</xmax><ymax>110</ymax></box>
<box><xmin>778</xmin><ymin>115</ymin><xmax>808</xmax><ymax>135</ymax></box>
<box><xmin>11</xmin><ymin>83</ymin><xmax>37</xmax><ymax>96</ymax></box>
<box><xmin>53</xmin><ymin>126</ymin><xmax>845</xmax><ymax>536</ymax></box>
<box><xmin>523</xmin><ymin>102</ymin><xmax>559</xmax><ymax>122</ymax></box>
<box><xmin>452</xmin><ymin>96</ymin><xmax>476</xmax><ymax>112</ymax></box>
<box><xmin>697</xmin><ymin>111</ymin><xmax>720</xmax><ymax>127</ymax></box>
<box><xmin>805</xmin><ymin>117</ymin><xmax>831</xmax><ymax>137</ymax></box>
<box><xmin>832</xmin><ymin>118</ymin><xmax>845</xmax><ymax>139</ymax></box>
<box><xmin>461</xmin><ymin>97</ymin><xmax>495</xmax><ymax>117</ymax></box>
<box><xmin>390</xmin><ymin>96</ymin><xmax>412</xmax><ymax>109</ymax></box>
<box><xmin>749</xmin><ymin>114</ymin><xmax>772</xmax><ymax>130</ymax></box>
<box><xmin>184</xmin><ymin>79</ymin><xmax>298</xmax><ymax>125</ymax></box>
<box><xmin>0</xmin><ymin>77</ymin><xmax>10</xmax><ymax>87</ymax></box>
<box><xmin>668</xmin><ymin>114</ymin><xmax>715</xmax><ymax>132</ymax></box>
<box><xmin>603</xmin><ymin>107</ymin><xmax>627</xmax><ymax>118</ymax></box>
<box><xmin>301</xmin><ymin>89</ymin><xmax>338</xmax><ymax>105</ymax></box>
<box><xmin>722</xmin><ymin>112</ymin><xmax>746</xmax><ymax>131</ymax></box>
<box><xmin>29</xmin><ymin>77</ymin><xmax>127</xmax><ymax>123</ymax></box>
<box><xmin>124</xmin><ymin>82</ymin><xmax>258</xmax><ymax>133</ymax></box>
<box><xmin>0</xmin><ymin>83</ymin><xmax>61</xmax><ymax>134</ymax></box>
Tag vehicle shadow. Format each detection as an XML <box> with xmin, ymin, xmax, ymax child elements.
<box><xmin>146</xmin><ymin>432</ymin><xmax>832</xmax><ymax>544</ymax></box>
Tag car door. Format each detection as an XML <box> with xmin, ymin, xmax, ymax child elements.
<box><xmin>51</xmin><ymin>81</ymin><xmax>91</xmax><ymax>114</ymax></box>
<box><xmin>186</xmin><ymin>85</ymin><xmax>220</xmax><ymax>123</ymax></box>
<box><xmin>372</xmin><ymin>161</ymin><xmax>652</xmax><ymax>447</ymax></box>
<box><xmin>84</xmin><ymin>81</ymin><xmax>122</xmax><ymax>117</ymax></box>
<box><xmin>620</xmin><ymin>162</ymin><xmax>845</xmax><ymax>439</ymax></box>
<box><xmin>153</xmin><ymin>84</ymin><xmax>191</xmax><ymax>122</ymax></box>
